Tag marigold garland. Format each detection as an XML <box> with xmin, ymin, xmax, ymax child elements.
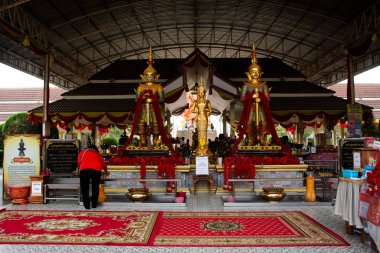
<box><xmin>366</xmin><ymin>155</ymin><xmax>380</xmax><ymax>197</ymax></box>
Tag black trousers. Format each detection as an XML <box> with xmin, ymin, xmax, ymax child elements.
<box><xmin>80</xmin><ymin>169</ymin><xmax>101</xmax><ymax>208</ymax></box>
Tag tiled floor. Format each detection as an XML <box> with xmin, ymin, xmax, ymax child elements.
<box><xmin>0</xmin><ymin>191</ymin><xmax>378</xmax><ymax>253</ymax></box>
<box><xmin>0</xmin><ymin>169</ymin><xmax>378</xmax><ymax>253</ymax></box>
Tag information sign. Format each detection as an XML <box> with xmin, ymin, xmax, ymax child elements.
<box><xmin>195</xmin><ymin>156</ymin><xmax>209</xmax><ymax>175</ymax></box>
<box><xmin>45</xmin><ymin>140</ymin><xmax>81</xmax><ymax>174</ymax></box>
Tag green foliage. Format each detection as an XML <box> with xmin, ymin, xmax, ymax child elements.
<box><xmin>102</xmin><ymin>126</ymin><xmax>125</xmax><ymax>143</ymax></box>
<box><xmin>2</xmin><ymin>113</ymin><xmax>41</xmax><ymax>135</ymax></box>
<box><xmin>102</xmin><ymin>136</ymin><xmax>118</xmax><ymax>146</ymax></box>
<box><xmin>105</xmin><ymin>126</ymin><xmax>124</xmax><ymax>137</ymax></box>
<box><xmin>362</xmin><ymin>116</ymin><xmax>378</xmax><ymax>137</ymax></box>
<box><xmin>50</xmin><ymin>125</ymin><xmax>59</xmax><ymax>139</ymax></box>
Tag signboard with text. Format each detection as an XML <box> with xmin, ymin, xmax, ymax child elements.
<box><xmin>45</xmin><ymin>139</ymin><xmax>81</xmax><ymax>174</ymax></box>
<box><xmin>3</xmin><ymin>134</ymin><xmax>41</xmax><ymax>200</ymax></box>
<box><xmin>195</xmin><ymin>156</ymin><xmax>209</xmax><ymax>175</ymax></box>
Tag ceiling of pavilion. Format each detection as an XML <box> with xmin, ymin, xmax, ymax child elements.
<box><xmin>0</xmin><ymin>0</ymin><xmax>379</xmax><ymax>90</ymax></box>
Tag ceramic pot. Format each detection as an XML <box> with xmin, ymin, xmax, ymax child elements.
<box><xmin>7</xmin><ymin>185</ymin><xmax>30</xmax><ymax>205</ymax></box>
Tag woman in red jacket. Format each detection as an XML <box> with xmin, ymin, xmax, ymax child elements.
<box><xmin>77</xmin><ymin>145</ymin><xmax>109</xmax><ymax>209</ymax></box>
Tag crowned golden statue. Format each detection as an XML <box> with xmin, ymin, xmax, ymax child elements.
<box><xmin>136</xmin><ymin>47</ymin><xmax>165</xmax><ymax>147</ymax></box>
<box><xmin>240</xmin><ymin>44</ymin><xmax>270</xmax><ymax>145</ymax></box>
<box><xmin>191</xmin><ymin>78</ymin><xmax>212</xmax><ymax>156</ymax></box>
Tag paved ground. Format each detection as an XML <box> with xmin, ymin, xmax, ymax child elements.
<box><xmin>0</xmin><ymin>169</ymin><xmax>377</xmax><ymax>253</ymax></box>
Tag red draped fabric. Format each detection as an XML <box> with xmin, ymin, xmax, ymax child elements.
<box><xmin>123</xmin><ymin>91</ymin><xmax>176</xmax><ymax>155</ymax></box>
<box><xmin>151</xmin><ymin>92</ymin><xmax>176</xmax><ymax>155</ymax></box>
<box><xmin>106</xmin><ymin>113</ymin><xmax>131</xmax><ymax>123</ymax></box>
<box><xmin>230</xmin><ymin>90</ymin><xmax>283</xmax><ymax>152</ymax></box>
<box><xmin>230</xmin><ymin>90</ymin><xmax>254</xmax><ymax>153</ymax></box>
<box><xmin>81</xmin><ymin>114</ymin><xmax>104</xmax><ymax>123</ymax></box>
<box><xmin>54</xmin><ymin>113</ymin><xmax>80</xmax><ymax>122</ymax></box>
<box><xmin>165</xmin><ymin>87</ymin><xmax>186</xmax><ymax>104</ymax></box>
<box><xmin>73</xmin><ymin>124</ymin><xmax>86</xmax><ymax>131</ymax></box>
<box><xmin>259</xmin><ymin>92</ymin><xmax>282</xmax><ymax>147</ymax></box>
<box><xmin>123</xmin><ymin>93</ymin><xmax>145</xmax><ymax>149</ymax></box>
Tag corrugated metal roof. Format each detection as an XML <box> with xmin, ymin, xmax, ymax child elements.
<box><xmin>0</xmin><ymin>1</ymin><xmax>378</xmax><ymax>90</ymax></box>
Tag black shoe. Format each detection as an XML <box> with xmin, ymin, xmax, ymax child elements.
<box><xmin>84</xmin><ymin>206</ymin><xmax>90</xmax><ymax>210</ymax></box>
<box><xmin>92</xmin><ymin>204</ymin><xmax>97</xmax><ymax>208</ymax></box>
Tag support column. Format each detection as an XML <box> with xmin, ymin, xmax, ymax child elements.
<box><xmin>313</xmin><ymin>124</ymin><xmax>318</xmax><ymax>146</ymax></box>
<box><xmin>333</xmin><ymin>127</ymin><xmax>337</xmax><ymax>146</ymax></box>
<box><xmin>229</xmin><ymin>102</ymin><xmax>235</xmax><ymax>138</ymax></box>
<box><xmin>222</xmin><ymin>110</ymin><xmax>227</xmax><ymax>135</ymax></box>
<box><xmin>165</xmin><ymin>108</ymin><xmax>171</xmax><ymax>134</ymax></box>
<box><xmin>42</xmin><ymin>51</ymin><xmax>51</xmax><ymax>137</ymax></box>
<box><xmin>297</xmin><ymin>121</ymin><xmax>304</xmax><ymax>145</ymax></box>
<box><xmin>347</xmin><ymin>53</ymin><xmax>355</xmax><ymax>104</ymax></box>
<box><xmin>91</xmin><ymin>123</ymin><xmax>97</xmax><ymax>146</ymax></box>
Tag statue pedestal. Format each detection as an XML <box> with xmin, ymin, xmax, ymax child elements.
<box><xmin>125</xmin><ymin>146</ymin><xmax>170</xmax><ymax>157</ymax></box>
<box><xmin>237</xmin><ymin>146</ymin><xmax>282</xmax><ymax>156</ymax></box>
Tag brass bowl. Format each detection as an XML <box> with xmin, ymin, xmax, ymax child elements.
<box><xmin>260</xmin><ymin>187</ymin><xmax>287</xmax><ymax>202</ymax></box>
<box><xmin>126</xmin><ymin>188</ymin><xmax>152</xmax><ymax>203</ymax></box>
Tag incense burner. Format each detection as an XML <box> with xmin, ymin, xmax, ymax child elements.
<box><xmin>260</xmin><ymin>187</ymin><xmax>286</xmax><ymax>202</ymax></box>
<box><xmin>126</xmin><ymin>188</ymin><xmax>151</xmax><ymax>202</ymax></box>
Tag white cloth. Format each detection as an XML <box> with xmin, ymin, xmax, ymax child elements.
<box><xmin>368</xmin><ymin>222</ymin><xmax>380</xmax><ymax>251</ymax></box>
<box><xmin>334</xmin><ymin>180</ymin><xmax>364</xmax><ymax>229</ymax></box>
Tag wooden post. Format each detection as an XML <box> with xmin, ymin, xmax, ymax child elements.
<box><xmin>42</xmin><ymin>51</ymin><xmax>51</xmax><ymax>137</ymax></box>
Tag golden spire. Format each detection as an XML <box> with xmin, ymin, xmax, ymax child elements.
<box><xmin>251</xmin><ymin>43</ymin><xmax>257</xmax><ymax>64</ymax></box>
<box><xmin>142</xmin><ymin>46</ymin><xmax>158</xmax><ymax>78</ymax></box>
<box><xmin>198</xmin><ymin>76</ymin><xmax>206</xmax><ymax>95</ymax></box>
<box><xmin>147</xmin><ymin>46</ymin><xmax>153</xmax><ymax>65</ymax></box>
<box><xmin>248</xmin><ymin>43</ymin><xmax>260</xmax><ymax>71</ymax></box>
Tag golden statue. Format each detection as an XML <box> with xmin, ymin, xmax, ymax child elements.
<box><xmin>136</xmin><ymin>47</ymin><xmax>165</xmax><ymax>147</ymax></box>
<box><xmin>240</xmin><ymin>44</ymin><xmax>270</xmax><ymax>145</ymax></box>
<box><xmin>191</xmin><ymin>78</ymin><xmax>212</xmax><ymax>156</ymax></box>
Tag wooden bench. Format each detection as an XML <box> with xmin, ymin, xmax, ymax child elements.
<box><xmin>44</xmin><ymin>178</ymin><xmax>81</xmax><ymax>204</ymax></box>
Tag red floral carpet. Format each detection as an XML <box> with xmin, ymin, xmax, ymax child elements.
<box><xmin>0</xmin><ymin>210</ymin><xmax>160</xmax><ymax>246</ymax></box>
<box><xmin>153</xmin><ymin>211</ymin><xmax>349</xmax><ymax>247</ymax></box>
